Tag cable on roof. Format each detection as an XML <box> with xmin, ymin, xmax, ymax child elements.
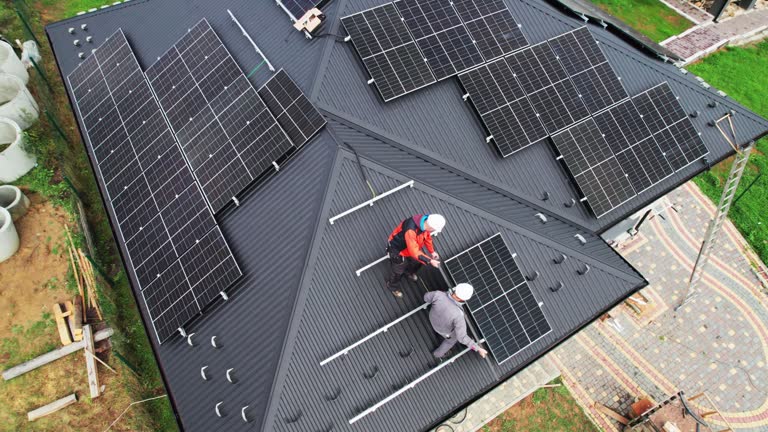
<box><xmin>327</xmin><ymin>124</ymin><xmax>377</xmax><ymax>199</ymax></box>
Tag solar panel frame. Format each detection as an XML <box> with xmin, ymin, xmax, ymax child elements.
<box><xmin>341</xmin><ymin>3</ymin><xmax>437</xmax><ymax>102</ymax></box>
<box><xmin>452</xmin><ymin>0</ymin><xmax>528</xmax><ymax>61</ymax></box>
<box><xmin>67</xmin><ymin>29</ymin><xmax>241</xmax><ymax>344</ymax></box>
<box><xmin>444</xmin><ymin>233</ymin><xmax>552</xmax><ymax>364</ymax></box>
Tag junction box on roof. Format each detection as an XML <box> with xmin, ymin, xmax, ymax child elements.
<box><xmin>293</xmin><ymin>8</ymin><xmax>326</xmax><ymax>34</ymax></box>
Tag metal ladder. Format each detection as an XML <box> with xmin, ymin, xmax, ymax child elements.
<box><xmin>677</xmin><ymin>142</ymin><xmax>753</xmax><ymax>310</ymax></box>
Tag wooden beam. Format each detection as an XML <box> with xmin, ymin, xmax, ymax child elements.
<box><xmin>594</xmin><ymin>403</ymin><xmax>629</xmax><ymax>425</ymax></box>
<box><xmin>2</xmin><ymin>328</ymin><xmax>113</xmax><ymax>380</ymax></box>
<box><xmin>53</xmin><ymin>303</ymin><xmax>73</xmax><ymax>346</ymax></box>
<box><xmin>83</xmin><ymin>325</ymin><xmax>100</xmax><ymax>398</ymax></box>
<box><xmin>27</xmin><ymin>394</ymin><xmax>77</xmax><ymax>421</ymax></box>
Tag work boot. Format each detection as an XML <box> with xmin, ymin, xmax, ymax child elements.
<box><xmin>406</xmin><ymin>273</ymin><xmax>418</xmax><ymax>282</ymax></box>
<box><xmin>428</xmin><ymin>356</ymin><xmax>445</xmax><ymax>368</ymax></box>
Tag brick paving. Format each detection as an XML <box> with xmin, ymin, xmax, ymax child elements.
<box><xmin>664</xmin><ymin>26</ymin><xmax>727</xmax><ymax>59</ymax></box>
<box><xmin>659</xmin><ymin>0</ymin><xmax>714</xmax><ymax>24</ymax></box>
<box><xmin>551</xmin><ymin>182</ymin><xmax>768</xmax><ymax>432</ymax></box>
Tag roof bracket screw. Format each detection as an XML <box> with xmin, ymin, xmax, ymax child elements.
<box><xmin>550</xmin><ymin>281</ymin><xmax>564</xmax><ymax>292</ymax></box>
<box><xmin>553</xmin><ymin>254</ymin><xmax>567</xmax><ymax>264</ymax></box>
<box><xmin>526</xmin><ymin>271</ymin><xmax>539</xmax><ymax>282</ymax></box>
<box><xmin>564</xmin><ymin>198</ymin><xmax>576</xmax><ymax>208</ymax></box>
<box><xmin>577</xmin><ymin>264</ymin><xmax>591</xmax><ymax>276</ymax></box>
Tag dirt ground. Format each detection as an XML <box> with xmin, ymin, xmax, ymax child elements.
<box><xmin>0</xmin><ymin>192</ymin><xmax>72</xmax><ymax>340</ymax></box>
<box><xmin>482</xmin><ymin>387</ymin><xmax>600</xmax><ymax>432</ymax></box>
<box><xmin>0</xmin><ymin>193</ymin><xmax>148</xmax><ymax>431</ymax></box>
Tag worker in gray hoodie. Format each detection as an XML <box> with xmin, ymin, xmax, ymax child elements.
<box><xmin>424</xmin><ymin>283</ymin><xmax>488</xmax><ymax>359</ymax></box>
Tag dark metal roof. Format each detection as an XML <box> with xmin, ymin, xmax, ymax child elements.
<box><xmin>44</xmin><ymin>0</ymin><xmax>766</xmax><ymax>431</ymax></box>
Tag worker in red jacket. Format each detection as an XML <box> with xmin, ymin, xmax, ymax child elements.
<box><xmin>386</xmin><ymin>214</ymin><xmax>446</xmax><ymax>298</ymax></box>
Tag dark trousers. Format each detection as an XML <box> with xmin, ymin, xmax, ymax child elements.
<box><xmin>386</xmin><ymin>252</ymin><xmax>421</xmax><ymax>292</ymax></box>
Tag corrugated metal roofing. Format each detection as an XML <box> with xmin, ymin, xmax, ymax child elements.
<box><xmin>44</xmin><ymin>0</ymin><xmax>765</xmax><ymax>430</ymax></box>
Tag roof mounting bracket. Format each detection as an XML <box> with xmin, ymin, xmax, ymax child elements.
<box><xmin>535</xmin><ymin>213</ymin><xmax>548</xmax><ymax>224</ymax></box>
<box><xmin>272</xmin><ymin>161</ymin><xmax>280</xmax><ymax>171</ymax></box>
<box><xmin>462</xmin><ymin>93</ymin><xmax>469</xmax><ymax>101</ymax></box>
<box><xmin>232</xmin><ymin>197</ymin><xmax>240</xmax><ymax>207</ymax></box>
<box><xmin>187</xmin><ymin>333</ymin><xmax>196</xmax><ymax>346</ymax></box>
<box><xmin>200</xmin><ymin>366</ymin><xmax>208</xmax><ymax>380</ymax></box>
<box><xmin>486</xmin><ymin>135</ymin><xmax>493</xmax><ymax>143</ymax></box>
<box><xmin>329</xmin><ymin>180</ymin><xmax>415</xmax><ymax>225</ymax></box>
<box><xmin>220</xmin><ymin>291</ymin><xmax>229</xmax><ymax>301</ymax></box>
<box><xmin>215</xmin><ymin>402</ymin><xmax>224</xmax><ymax>417</ymax></box>
<box><xmin>565</xmin><ymin>198</ymin><xmax>576</xmax><ymax>208</ymax></box>
<box><xmin>526</xmin><ymin>271</ymin><xmax>539</xmax><ymax>281</ymax></box>
<box><xmin>211</xmin><ymin>336</ymin><xmax>219</xmax><ymax>348</ymax></box>
<box><xmin>367</xmin><ymin>78</ymin><xmax>375</xmax><ymax>85</ymax></box>
<box><xmin>241</xmin><ymin>406</ymin><xmax>250</xmax><ymax>422</ymax></box>
<box><xmin>553</xmin><ymin>254</ymin><xmax>567</xmax><ymax>264</ymax></box>
<box><xmin>344</xmin><ymin>35</ymin><xmax>351</xmax><ymax>43</ymax></box>
<box><xmin>574</xmin><ymin>234</ymin><xmax>587</xmax><ymax>245</ymax></box>
<box><xmin>550</xmin><ymin>281</ymin><xmax>563</xmax><ymax>292</ymax></box>
<box><xmin>578</xmin><ymin>264</ymin><xmax>591</xmax><ymax>275</ymax></box>
<box><xmin>226</xmin><ymin>368</ymin><xmax>236</xmax><ymax>383</ymax></box>
<box><xmin>178</xmin><ymin>327</ymin><xmax>187</xmax><ymax>338</ymax></box>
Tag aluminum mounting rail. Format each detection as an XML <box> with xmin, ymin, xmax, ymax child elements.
<box><xmin>355</xmin><ymin>255</ymin><xmax>387</xmax><ymax>277</ymax></box>
<box><xmin>227</xmin><ymin>9</ymin><xmax>276</xmax><ymax>72</ymax></box>
<box><xmin>348</xmin><ymin>339</ymin><xmax>486</xmax><ymax>424</ymax></box>
<box><xmin>320</xmin><ymin>302</ymin><xmax>428</xmax><ymax>366</ymax></box>
<box><xmin>328</xmin><ymin>180</ymin><xmax>415</xmax><ymax>225</ymax></box>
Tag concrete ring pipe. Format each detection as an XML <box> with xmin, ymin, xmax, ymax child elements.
<box><xmin>0</xmin><ymin>73</ymin><xmax>38</xmax><ymax>129</ymax></box>
<box><xmin>0</xmin><ymin>41</ymin><xmax>29</xmax><ymax>84</ymax></box>
<box><xmin>0</xmin><ymin>185</ymin><xmax>30</xmax><ymax>222</ymax></box>
<box><xmin>0</xmin><ymin>118</ymin><xmax>36</xmax><ymax>182</ymax></box>
<box><xmin>0</xmin><ymin>207</ymin><xmax>19</xmax><ymax>263</ymax></box>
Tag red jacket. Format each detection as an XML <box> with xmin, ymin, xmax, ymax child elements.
<box><xmin>388</xmin><ymin>215</ymin><xmax>434</xmax><ymax>264</ymax></box>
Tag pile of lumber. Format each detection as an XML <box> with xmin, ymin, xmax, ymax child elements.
<box><xmin>53</xmin><ymin>298</ymin><xmax>82</xmax><ymax>346</ymax></box>
<box><xmin>65</xmin><ymin>226</ymin><xmax>102</xmax><ymax>322</ymax></box>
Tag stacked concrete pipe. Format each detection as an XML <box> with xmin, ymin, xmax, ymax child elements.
<box><xmin>0</xmin><ymin>41</ymin><xmax>29</xmax><ymax>84</ymax></box>
<box><xmin>0</xmin><ymin>185</ymin><xmax>30</xmax><ymax>221</ymax></box>
<box><xmin>0</xmin><ymin>118</ymin><xmax>36</xmax><ymax>182</ymax></box>
<box><xmin>0</xmin><ymin>207</ymin><xmax>18</xmax><ymax>263</ymax></box>
<box><xmin>0</xmin><ymin>73</ymin><xmax>38</xmax><ymax>130</ymax></box>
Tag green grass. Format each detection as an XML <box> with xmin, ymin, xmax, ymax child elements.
<box><xmin>481</xmin><ymin>378</ymin><xmax>599</xmax><ymax>432</ymax></box>
<box><xmin>688</xmin><ymin>41</ymin><xmax>768</xmax><ymax>266</ymax></box>
<box><xmin>590</xmin><ymin>0</ymin><xmax>694</xmax><ymax>42</ymax></box>
<box><xmin>38</xmin><ymin>0</ymin><xmax>110</xmax><ymax>19</ymax></box>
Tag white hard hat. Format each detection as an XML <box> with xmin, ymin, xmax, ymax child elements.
<box><xmin>453</xmin><ymin>283</ymin><xmax>474</xmax><ymax>301</ymax></box>
<box><xmin>426</xmin><ymin>214</ymin><xmax>446</xmax><ymax>233</ymax></box>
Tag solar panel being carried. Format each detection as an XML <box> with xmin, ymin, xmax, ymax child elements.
<box><xmin>258</xmin><ymin>70</ymin><xmax>327</xmax><ymax>147</ymax></box>
<box><xmin>341</xmin><ymin>3</ymin><xmax>437</xmax><ymax>102</ymax></box>
<box><xmin>548</xmin><ymin>27</ymin><xmax>627</xmax><ymax>114</ymax></box>
<box><xmin>67</xmin><ymin>29</ymin><xmax>242</xmax><ymax>343</ymax></box>
<box><xmin>551</xmin><ymin>82</ymin><xmax>708</xmax><ymax>217</ymax></box>
<box><xmin>445</xmin><ymin>233</ymin><xmax>551</xmax><ymax>364</ymax></box>
<box><xmin>146</xmin><ymin>19</ymin><xmax>295</xmax><ymax>213</ymax></box>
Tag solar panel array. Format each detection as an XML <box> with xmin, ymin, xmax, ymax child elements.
<box><xmin>146</xmin><ymin>19</ymin><xmax>295</xmax><ymax>213</ymax></box>
<box><xmin>67</xmin><ymin>30</ymin><xmax>241</xmax><ymax>343</ymax></box>
<box><xmin>459</xmin><ymin>27</ymin><xmax>623</xmax><ymax>156</ymax></box>
<box><xmin>551</xmin><ymin>83</ymin><xmax>709</xmax><ymax>217</ymax></box>
<box><xmin>341</xmin><ymin>0</ymin><xmax>528</xmax><ymax>101</ymax></box>
<box><xmin>279</xmin><ymin>0</ymin><xmax>326</xmax><ymax>20</ymax></box>
<box><xmin>258</xmin><ymin>70</ymin><xmax>327</xmax><ymax>147</ymax></box>
<box><xmin>445</xmin><ymin>233</ymin><xmax>551</xmax><ymax>364</ymax></box>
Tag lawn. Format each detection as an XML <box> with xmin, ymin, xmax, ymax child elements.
<box><xmin>480</xmin><ymin>379</ymin><xmax>600</xmax><ymax>432</ymax></box>
<box><xmin>688</xmin><ymin>41</ymin><xmax>768</xmax><ymax>266</ymax></box>
<box><xmin>0</xmin><ymin>0</ymin><xmax>177</xmax><ymax>430</ymax></box>
<box><xmin>591</xmin><ymin>0</ymin><xmax>694</xmax><ymax>42</ymax></box>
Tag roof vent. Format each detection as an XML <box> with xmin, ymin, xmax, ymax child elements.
<box><xmin>200</xmin><ymin>366</ymin><xmax>208</xmax><ymax>380</ymax></box>
<box><xmin>226</xmin><ymin>368</ymin><xmax>236</xmax><ymax>383</ymax></box>
<box><xmin>535</xmin><ymin>213</ymin><xmax>548</xmax><ymax>224</ymax></box>
<box><xmin>325</xmin><ymin>386</ymin><xmax>342</xmax><ymax>401</ymax></box>
<box><xmin>553</xmin><ymin>254</ymin><xmax>567</xmax><ymax>264</ymax></box>
<box><xmin>577</xmin><ymin>264</ymin><xmax>591</xmax><ymax>275</ymax></box>
<box><xmin>526</xmin><ymin>271</ymin><xmax>539</xmax><ymax>281</ymax></box>
<box><xmin>550</xmin><ymin>281</ymin><xmax>563</xmax><ymax>292</ymax></box>
<box><xmin>211</xmin><ymin>336</ymin><xmax>219</xmax><ymax>348</ymax></box>
<box><xmin>215</xmin><ymin>402</ymin><xmax>225</xmax><ymax>417</ymax></box>
<box><xmin>574</xmin><ymin>234</ymin><xmax>587</xmax><ymax>245</ymax></box>
<box><xmin>285</xmin><ymin>410</ymin><xmax>303</xmax><ymax>424</ymax></box>
<box><xmin>565</xmin><ymin>198</ymin><xmax>576</xmax><ymax>208</ymax></box>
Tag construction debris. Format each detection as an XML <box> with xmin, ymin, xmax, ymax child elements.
<box><xmin>27</xmin><ymin>394</ymin><xmax>77</xmax><ymax>421</ymax></box>
<box><xmin>2</xmin><ymin>327</ymin><xmax>113</xmax><ymax>380</ymax></box>
<box><xmin>53</xmin><ymin>302</ymin><xmax>73</xmax><ymax>346</ymax></box>
<box><xmin>83</xmin><ymin>325</ymin><xmax>100</xmax><ymax>398</ymax></box>
<box><xmin>65</xmin><ymin>225</ymin><xmax>103</xmax><ymax>321</ymax></box>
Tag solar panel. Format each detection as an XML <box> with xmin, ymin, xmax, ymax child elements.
<box><xmin>452</xmin><ymin>0</ymin><xmax>528</xmax><ymax>60</ymax></box>
<box><xmin>67</xmin><ymin>29</ymin><xmax>242</xmax><ymax>343</ymax></box>
<box><xmin>146</xmin><ymin>19</ymin><xmax>295</xmax><ymax>213</ymax></box>
<box><xmin>394</xmin><ymin>0</ymin><xmax>484</xmax><ymax>80</ymax></box>
<box><xmin>444</xmin><ymin>233</ymin><xmax>551</xmax><ymax>364</ymax></box>
<box><xmin>258</xmin><ymin>70</ymin><xmax>327</xmax><ymax>147</ymax></box>
<box><xmin>341</xmin><ymin>3</ymin><xmax>436</xmax><ymax>102</ymax></box>
<box><xmin>548</xmin><ymin>27</ymin><xmax>628</xmax><ymax>114</ymax></box>
<box><xmin>551</xmin><ymin>83</ymin><xmax>708</xmax><ymax>217</ymax></box>
<box><xmin>279</xmin><ymin>0</ymin><xmax>326</xmax><ymax>20</ymax></box>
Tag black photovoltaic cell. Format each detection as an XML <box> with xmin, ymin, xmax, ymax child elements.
<box><xmin>280</xmin><ymin>0</ymin><xmax>324</xmax><ymax>19</ymax></box>
<box><xmin>548</xmin><ymin>27</ymin><xmax>627</xmax><ymax>113</ymax></box>
<box><xmin>395</xmin><ymin>0</ymin><xmax>484</xmax><ymax>80</ymax></box>
<box><xmin>67</xmin><ymin>30</ymin><xmax>241</xmax><ymax>343</ymax></box>
<box><xmin>258</xmin><ymin>70</ymin><xmax>326</xmax><ymax>147</ymax></box>
<box><xmin>146</xmin><ymin>19</ymin><xmax>295</xmax><ymax>212</ymax></box>
<box><xmin>444</xmin><ymin>233</ymin><xmax>551</xmax><ymax>364</ymax></box>
<box><xmin>551</xmin><ymin>82</ymin><xmax>708</xmax><ymax>217</ymax></box>
<box><xmin>453</xmin><ymin>0</ymin><xmax>527</xmax><ymax>60</ymax></box>
<box><xmin>341</xmin><ymin>3</ymin><xmax>436</xmax><ymax>102</ymax></box>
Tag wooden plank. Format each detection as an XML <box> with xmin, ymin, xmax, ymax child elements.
<box><xmin>27</xmin><ymin>394</ymin><xmax>77</xmax><ymax>421</ymax></box>
<box><xmin>53</xmin><ymin>303</ymin><xmax>73</xmax><ymax>346</ymax></box>
<box><xmin>72</xmin><ymin>296</ymin><xmax>83</xmax><ymax>341</ymax></box>
<box><xmin>594</xmin><ymin>403</ymin><xmax>629</xmax><ymax>425</ymax></box>
<box><xmin>83</xmin><ymin>325</ymin><xmax>100</xmax><ymax>398</ymax></box>
<box><xmin>64</xmin><ymin>226</ymin><xmax>85</xmax><ymax>312</ymax></box>
<box><xmin>2</xmin><ymin>328</ymin><xmax>113</xmax><ymax>380</ymax></box>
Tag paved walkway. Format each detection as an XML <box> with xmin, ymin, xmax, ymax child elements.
<box><xmin>659</xmin><ymin>0</ymin><xmax>714</xmax><ymax>24</ymax></box>
<box><xmin>661</xmin><ymin>8</ymin><xmax>768</xmax><ymax>63</ymax></box>
<box><xmin>550</xmin><ymin>182</ymin><xmax>768</xmax><ymax>432</ymax></box>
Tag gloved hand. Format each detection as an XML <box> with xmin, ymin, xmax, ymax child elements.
<box><xmin>431</xmin><ymin>251</ymin><xmax>440</xmax><ymax>260</ymax></box>
<box><xmin>478</xmin><ymin>348</ymin><xmax>488</xmax><ymax>358</ymax></box>
<box><xmin>430</xmin><ymin>259</ymin><xmax>440</xmax><ymax>268</ymax></box>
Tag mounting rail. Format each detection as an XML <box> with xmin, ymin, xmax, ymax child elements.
<box><xmin>227</xmin><ymin>9</ymin><xmax>275</xmax><ymax>72</ymax></box>
<box><xmin>329</xmin><ymin>180</ymin><xmax>414</xmax><ymax>225</ymax></box>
